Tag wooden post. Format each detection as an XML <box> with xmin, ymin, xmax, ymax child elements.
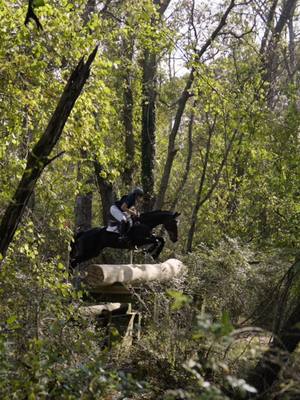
<box><xmin>129</xmin><ymin>250</ymin><xmax>133</xmax><ymax>264</ymax></box>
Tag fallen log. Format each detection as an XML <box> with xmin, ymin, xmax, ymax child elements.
<box><xmin>80</xmin><ymin>258</ymin><xmax>185</xmax><ymax>289</ymax></box>
<box><xmin>79</xmin><ymin>303</ymin><xmax>125</xmax><ymax>317</ymax></box>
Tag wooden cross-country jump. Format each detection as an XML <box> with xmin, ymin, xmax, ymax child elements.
<box><xmin>76</xmin><ymin>258</ymin><xmax>185</xmax><ymax>346</ymax></box>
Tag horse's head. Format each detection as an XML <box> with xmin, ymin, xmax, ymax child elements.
<box><xmin>163</xmin><ymin>212</ymin><xmax>180</xmax><ymax>243</ymax></box>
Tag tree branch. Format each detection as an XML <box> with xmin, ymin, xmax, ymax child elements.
<box><xmin>155</xmin><ymin>0</ymin><xmax>237</xmax><ymax>210</ymax></box>
<box><xmin>25</xmin><ymin>0</ymin><xmax>43</xmax><ymax>30</ymax></box>
<box><xmin>44</xmin><ymin>151</ymin><xmax>65</xmax><ymax>167</ymax></box>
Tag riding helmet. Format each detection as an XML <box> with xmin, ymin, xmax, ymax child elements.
<box><xmin>133</xmin><ymin>187</ymin><xmax>144</xmax><ymax>196</ymax></box>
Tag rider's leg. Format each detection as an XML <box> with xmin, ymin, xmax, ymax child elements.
<box><xmin>109</xmin><ymin>205</ymin><xmax>129</xmax><ymax>241</ymax></box>
<box><xmin>110</xmin><ymin>205</ymin><xmax>126</xmax><ymax>222</ymax></box>
<box><xmin>119</xmin><ymin>219</ymin><xmax>127</xmax><ymax>237</ymax></box>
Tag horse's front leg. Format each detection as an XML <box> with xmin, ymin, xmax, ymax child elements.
<box><xmin>137</xmin><ymin>235</ymin><xmax>157</xmax><ymax>254</ymax></box>
<box><xmin>150</xmin><ymin>236</ymin><xmax>165</xmax><ymax>260</ymax></box>
<box><xmin>142</xmin><ymin>235</ymin><xmax>165</xmax><ymax>260</ymax></box>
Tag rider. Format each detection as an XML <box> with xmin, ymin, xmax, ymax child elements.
<box><xmin>110</xmin><ymin>187</ymin><xmax>144</xmax><ymax>241</ymax></box>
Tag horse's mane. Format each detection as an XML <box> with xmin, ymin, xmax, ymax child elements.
<box><xmin>141</xmin><ymin>209</ymin><xmax>173</xmax><ymax>216</ymax></box>
<box><xmin>139</xmin><ymin>210</ymin><xmax>175</xmax><ymax>225</ymax></box>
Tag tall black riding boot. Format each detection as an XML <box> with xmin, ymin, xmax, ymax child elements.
<box><xmin>118</xmin><ymin>220</ymin><xmax>128</xmax><ymax>241</ymax></box>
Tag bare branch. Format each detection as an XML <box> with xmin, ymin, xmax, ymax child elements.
<box><xmin>44</xmin><ymin>151</ymin><xmax>65</xmax><ymax>167</ymax></box>
<box><xmin>219</xmin><ymin>24</ymin><xmax>256</xmax><ymax>39</ymax></box>
<box><xmin>25</xmin><ymin>0</ymin><xmax>43</xmax><ymax>30</ymax></box>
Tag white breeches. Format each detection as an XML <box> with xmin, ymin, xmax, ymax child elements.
<box><xmin>110</xmin><ymin>205</ymin><xmax>127</xmax><ymax>222</ymax></box>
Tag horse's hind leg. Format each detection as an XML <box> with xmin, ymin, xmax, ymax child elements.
<box><xmin>69</xmin><ymin>238</ymin><xmax>85</xmax><ymax>278</ymax></box>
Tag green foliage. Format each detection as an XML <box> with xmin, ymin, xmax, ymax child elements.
<box><xmin>32</xmin><ymin>0</ymin><xmax>45</xmax><ymax>8</ymax></box>
<box><xmin>167</xmin><ymin>289</ymin><xmax>192</xmax><ymax>310</ymax></box>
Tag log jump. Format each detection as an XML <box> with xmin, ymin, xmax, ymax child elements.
<box><xmin>79</xmin><ymin>258</ymin><xmax>185</xmax><ymax>290</ymax></box>
<box><xmin>76</xmin><ymin>258</ymin><xmax>185</xmax><ymax>346</ymax></box>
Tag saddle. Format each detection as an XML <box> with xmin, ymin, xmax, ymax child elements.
<box><xmin>106</xmin><ymin>213</ymin><xmax>134</xmax><ymax>234</ymax></box>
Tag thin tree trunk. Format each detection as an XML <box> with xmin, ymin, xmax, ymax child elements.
<box><xmin>0</xmin><ymin>47</ymin><xmax>98</xmax><ymax>262</ymax></box>
<box><xmin>186</xmin><ymin>119</ymin><xmax>214</xmax><ymax>253</ymax></box>
<box><xmin>141</xmin><ymin>0</ymin><xmax>171</xmax><ymax>211</ymax></box>
<box><xmin>171</xmin><ymin>104</ymin><xmax>195</xmax><ymax>211</ymax></box>
<box><xmin>226</xmin><ymin>133</ymin><xmax>246</xmax><ymax>215</ymax></box>
<box><xmin>186</xmin><ymin>125</ymin><xmax>238</xmax><ymax>253</ymax></box>
<box><xmin>154</xmin><ymin>0</ymin><xmax>236</xmax><ymax>210</ymax></box>
<box><xmin>141</xmin><ymin>48</ymin><xmax>157</xmax><ymax>211</ymax></box>
<box><xmin>286</xmin><ymin>1</ymin><xmax>297</xmax><ymax>81</ymax></box>
<box><xmin>154</xmin><ymin>73</ymin><xmax>193</xmax><ymax>210</ymax></box>
<box><xmin>122</xmin><ymin>39</ymin><xmax>135</xmax><ymax>187</ymax></box>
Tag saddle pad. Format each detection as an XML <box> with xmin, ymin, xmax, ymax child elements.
<box><xmin>106</xmin><ymin>225</ymin><xmax>119</xmax><ymax>233</ymax></box>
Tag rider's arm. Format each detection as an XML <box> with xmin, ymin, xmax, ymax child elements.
<box><xmin>121</xmin><ymin>202</ymin><xmax>137</xmax><ymax>216</ymax></box>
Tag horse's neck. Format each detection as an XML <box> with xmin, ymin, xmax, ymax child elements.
<box><xmin>140</xmin><ymin>211</ymin><xmax>166</xmax><ymax>228</ymax></box>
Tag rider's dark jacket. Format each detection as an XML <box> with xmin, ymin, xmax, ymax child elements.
<box><xmin>114</xmin><ymin>193</ymin><xmax>138</xmax><ymax>210</ymax></box>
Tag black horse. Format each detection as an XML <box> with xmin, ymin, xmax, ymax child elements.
<box><xmin>70</xmin><ymin>210</ymin><xmax>180</xmax><ymax>268</ymax></box>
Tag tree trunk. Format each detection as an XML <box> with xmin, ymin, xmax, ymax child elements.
<box><xmin>94</xmin><ymin>161</ymin><xmax>115</xmax><ymax>225</ymax></box>
<box><xmin>154</xmin><ymin>0</ymin><xmax>236</xmax><ymax>210</ymax></box>
<box><xmin>82</xmin><ymin>0</ymin><xmax>96</xmax><ymax>24</ymax></box>
<box><xmin>75</xmin><ymin>191</ymin><xmax>93</xmax><ymax>232</ymax></box>
<box><xmin>259</xmin><ymin>0</ymin><xmax>279</xmax><ymax>55</ymax></box>
<box><xmin>0</xmin><ymin>47</ymin><xmax>98</xmax><ymax>262</ymax></box>
<box><xmin>74</xmin><ymin>151</ymin><xmax>93</xmax><ymax>233</ymax></box>
<box><xmin>286</xmin><ymin>1</ymin><xmax>297</xmax><ymax>81</ymax></box>
<box><xmin>262</xmin><ymin>0</ymin><xmax>297</xmax><ymax>103</ymax></box>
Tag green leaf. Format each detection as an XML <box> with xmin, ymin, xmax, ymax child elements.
<box><xmin>7</xmin><ymin>315</ymin><xmax>17</xmax><ymax>325</ymax></box>
<box><xmin>57</xmin><ymin>262</ymin><xmax>65</xmax><ymax>271</ymax></box>
<box><xmin>167</xmin><ymin>290</ymin><xmax>192</xmax><ymax>310</ymax></box>
<box><xmin>33</xmin><ymin>0</ymin><xmax>45</xmax><ymax>8</ymax></box>
<box><xmin>220</xmin><ymin>311</ymin><xmax>233</xmax><ymax>336</ymax></box>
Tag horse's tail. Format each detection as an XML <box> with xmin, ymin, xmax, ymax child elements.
<box><xmin>74</xmin><ymin>231</ymin><xmax>85</xmax><ymax>241</ymax></box>
<box><xmin>69</xmin><ymin>241</ymin><xmax>77</xmax><ymax>272</ymax></box>
<box><xmin>69</xmin><ymin>231</ymin><xmax>85</xmax><ymax>271</ymax></box>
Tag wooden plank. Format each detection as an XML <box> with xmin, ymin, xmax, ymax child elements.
<box><xmin>79</xmin><ymin>303</ymin><xmax>123</xmax><ymax>317</ymax></box>
<box><xmin>86</xmin><ymin>292</ymin><xmax>134</xmax><ymax>303</ymax></box>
